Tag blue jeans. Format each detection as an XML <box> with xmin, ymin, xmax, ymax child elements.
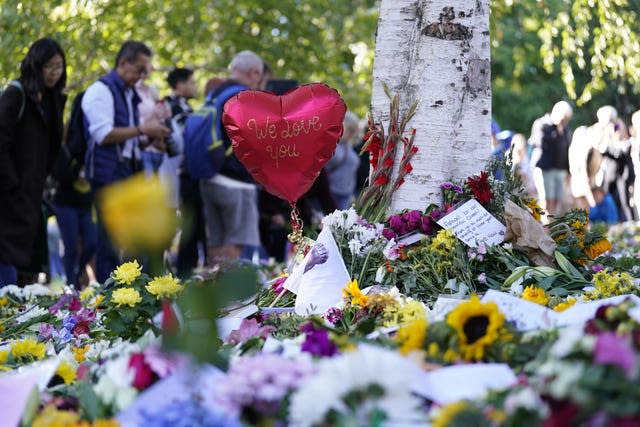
<box><xmin>54</xmin><ymin>204</ymin><xmax>97</xmax><ymax>285</ymax></box>
<box><xmin>142</xmin><ymin>151</ymin><xmax>164</xmax><ymax>176</ymax></box>
<box><xmin>0</xmin><ymin>262</ymin><xmax>17</xmax><ymax>286</ymax></box>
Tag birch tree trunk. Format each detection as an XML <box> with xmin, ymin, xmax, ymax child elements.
<box><xmin>372</xmin><ymin>0</ymin><xmax>491</xmax><ymax>212</ymax></box>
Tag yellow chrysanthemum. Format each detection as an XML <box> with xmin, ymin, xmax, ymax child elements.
<box><xmin>55</xmin><ymin>361</ymin><xmax>76</xmax><ymax>385</ymax></box>
<box><xmin>112</xmin><ymin>260</ymin><xmax>142</xmax><ymax>285</ymax></box>
<box><xmin>342</xmin><ymin>279</ymin><xmax>369</xmax><ymax>307</ymax></box>
<box><xmin>11</xmin><ymin>337</ymin><xmax>46</xmax><ymax>361</ymax></box>
<box><xmin>72</xmin><ymin>345</ymin><xmax>91</xmax><ymax>363</ymax></box>
<box><xmin>522</xmin><ymin>285</ymin><xmax>550</xmax><ymax>306</ymax></box>
<box><xmin>79</xmin><ymin>287</ymin><xmax>95</xmax><ymax>302</ymax></box>
<box><xmin>0</xmin><ymin>349</ymin><xmax>8</xmax><ymax>364</ymax></box>
<box><xmin>111</xmin><ymin>288</ymin><xmax>142</xmax><ymax>308</ymax></box>
<box><xmin>145</xmin><ymin>274</ymin><xmax>183</xmax><ymax>299</ymax></box>
<box><xmin>32</xmin><ymin>405</ymin><xmax>80</xmax><ymax>427</ymax></box>
<box><xmin>553</xmin><ymin>297</ymin><xmax>577</xmax><ymax>312</ymax></box>
<box><xmin>432</xmin><ymin>401</ymin><xmax>476</xmax><ymax>427</ymax></box>
<box><xmin>382</xmin><ymin>298</ymin><xmax>426</xmax><ymax>327</ymax></box>
<box><xmin>99</xmin><ymin>174</ymin><xmax>178</xmax><ymax>253</ymax></box>
<box><xmin>429</xmin><ymin>229</ymin><xmax>457</xmax><ymax>255</ymax></box>
<box><xmin>0</xmin><ymin>296</ymin><xmax>8</xmax><ymax>306</ymax></box>
<box><xmin>395</xmin><ymin>317</ymin><xmax>428</xmax><ymax>355</ymax></box>
<box><xmin>584</xmin><ymin>269</ymin><xmax>635</xmax><ymax>300</ymax></box>
<box><xmin>585</xmin><ymin>239</ymin><xmax>613</xmax><ymax>259</ymax></box>
<box><xmin>446</xmin><ymin>295</ymin><xmax>505</xmax><ymax>361</ymax></box>
<box><xmin>427</xmin><ymin>342</ymin><xmax>440</xmax><ymax>359</ymax></box>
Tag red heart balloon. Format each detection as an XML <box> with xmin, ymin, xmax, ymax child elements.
<box><xmin>222</xmin><ymin>83</ymin><xmax>347</xmax><ymax>203</ymax></box>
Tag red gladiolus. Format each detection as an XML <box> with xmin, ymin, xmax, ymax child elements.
<box><xmin>374</xmin><ymin>174</ymin><xmax>389</xmax><ymax>186</ymax></box>
<box><xmin>466</xmin><ymin>171</ymin><xmax>492</xmax><ymax>204</ymax></box>
<box><xmin>162</xmin><ymin>299</ymin><xmax>179</xmax><ymax>335</ymax></box>
<box><xmin>128</xmin><ymin>353</ymin><xmax>158</xmax><ymax>390</ymax></box>
<box><xmin>403</xmin><ymin>163</ymin><xmax>413</xmax><ymax>174</ymax></box>
<box><xmin>383</xmin><ymin>156</ymin><xmax>394</xmax><ymax>168</ymax></box>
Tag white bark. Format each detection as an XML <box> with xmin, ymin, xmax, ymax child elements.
<box><xmin>371</xmin><ymin>0</ymin><xmax>491</xmax><ymax>212</ymax></box>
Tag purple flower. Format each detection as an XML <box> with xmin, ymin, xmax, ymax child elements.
<box><xmin>38</xmin><ymin>323</ymin><xmax>54</xmax><ymax>341</ymax></box>
<box><xmin>48</xmin><ymin>294</ymin><xmax>72</xmax><ymax>314</ymax></box>
<box><xmin>430</xmin><ymin>208</ymin><xmax>443</xmax><ymax>221</ymax></box>
<box><xmin>420</xmin><ymin>216</ymin><xmax>433</xmax><ymax>235</ymax></box>
<box><xmin>592</xmin><ymin>264</ymin><xmax>604</xmax><ymax>273</ymax></box>
<box><xmin>301</xmin><ymin>328</ymin><xmax>338</xmax><ymax>357</ymax></box>
<box><xmin>441</xmin><ymin>182</ymin><xmax>454</xmax><ymax>190</ymax></box>
<box><xmin>382</xmin><ymin>228</ymin><xmax>396</xmax><ymax>240</ymax></box>
<box><xmin>404</xmin><ymin>210</ymin><xmax>422</xmax><ymax>231</ymax></box>
<box><xmin>477</xmin><ymin>273</ymin><xmax>487</xmax><ymax>284</ymax></box>
<box><xmin>593</xmin><ymin>332</ymin><xmax>637</xmax><ymax>378</ymax></box>
<box><xmin>453</xmin><ymin>184</ymin><xmax>464</xmax><ymax>194</ymax></box>
<box><xmin>62</xmin><ymin>315</ymin><xmax>78</xmax><ymax>331</ymax></box>
<box><xmin>270</xmin><ymin>276</ymin><xmax>289</xmax><ymax>295</ymax></box>
<box><xmin>388</xmin><ymin>215</ymin><xmax>407</xmax><ymax>235</ymax></box>
<box><xmin>323</xmin><ymin>307</ymin><xmax>343</xmax><ymax>325</ymax></box>
<box><xmin>53</xmin><ymin>327</ymin><xmax>73</xmax><ymax>344</ymax></box>
<box><xmin>225</xmin><ymin>318</ymin><xmax>276</xmax><ymax>345</ymax></box>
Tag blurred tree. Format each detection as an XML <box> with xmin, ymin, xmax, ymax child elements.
<box><xmin>491</xmin><ymin>0</ymin><xmax>640</xmax><ymax>134</ymax></box>
<box><xmin>0</xmin><ymin>0</ymin><xmax>379</xmax><ymax>117</ymax></box>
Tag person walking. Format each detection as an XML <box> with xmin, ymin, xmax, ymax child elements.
<box><xmin>0</xmin><ymin>38</ymin><xmax>67</xmax><ymax>286</ymax></box>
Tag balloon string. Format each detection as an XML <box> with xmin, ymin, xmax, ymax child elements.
<box><xmin>287</xmin><ymin>203</ymin><xmax>304</xmax><ymax>246</ymax></box>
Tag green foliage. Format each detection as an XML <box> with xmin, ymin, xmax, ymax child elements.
<box><xmin>0</xmin><ymin>0</ymin><xmax>378</xmax><ymax>117</ymax></box>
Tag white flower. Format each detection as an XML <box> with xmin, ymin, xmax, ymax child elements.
<box><xmin>375</xmin><ymin>266</ymin><xmax>386</xmax><ymax>283</ymax></box>
<box><xmin>549</xmin><ymin>326</ymin><xmax>584</xmax><ymax>358</ymax></box>
<box><xmin>382</xmin><ymin>239</ymin><xmax>400</xmax><ymax>260</ymax></box>
<box><xmin>509</xmin><ymin>277</ymin><xmax>524</xmax><ymax>296</ymax></box>
<box><xmin>321</xmin><ymin>208</ymin><xmax>360</xmax><ymax>231</ymax></box>
<box><xmin>22</xmin><ymin>284</ymin><xmax>57</xmax><ymax>299</ymax></box>
<box><xmin>93</xmin><ymin>355</ymin><xmax>137</xmax><ymax>411</ymax></box>
<box><xmin>289</xmin><ymin>345</ymin><xmax>426</xmax><ymax>427</ymax></box>
<box><xmin>0</xmin><ymin>285</ymin><xmax>22</xmax><ymax>298</ymax></box>
<box><xmin>348</xmin><ymin>239</ymin><xmax>363</xmax><ymax>256</ymax></box>
<box><xmin>15</xmin><ymin>306</ymin><xmax>48</xmax><ymax>323</ymax></box>
<box><xmin>504</xmin><ymin>387</ymin><xmax>549</xmax><ymax>417</ymax></box>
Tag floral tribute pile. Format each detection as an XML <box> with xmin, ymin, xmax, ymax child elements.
<box><xmin>4</xmin><ymin>105</ymin><xmax>640</xmax><ymax>426</ymax></box>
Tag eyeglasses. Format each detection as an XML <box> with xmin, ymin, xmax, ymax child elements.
<box><xmin>43</xmin><ymin>63</ymin><xmax>64</xmax><ymax>73</ymax></box>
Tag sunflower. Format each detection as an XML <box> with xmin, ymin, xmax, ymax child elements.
<box><xmin>432</xmin><ymin>401</ymin><xmax>489</xmax><ymax>427</ymax></box>
<box><xmin>446</xmin><ymin>296</ymin><xmax>505</xmax><ymax>361</ymax></box>
<box><xmin>54</xmin><ymin>361</ymin><xmax>76</xmax><ymax>385</ymax></box>
<box><xmin>584</xmin><ymin>239</ymin><xmax>612</xmax><ymax>259</ymax></box>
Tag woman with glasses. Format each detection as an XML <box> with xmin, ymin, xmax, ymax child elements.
<box><xmin>0</xmin><ymin>38</ymin><xmax>67</xmax><ymax>286</ymax></box>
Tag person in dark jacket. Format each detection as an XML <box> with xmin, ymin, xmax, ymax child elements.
<box><xmin>0</xmin><ymin>38</ymin><xmax>68</xmax><ymax>286</ymax></box>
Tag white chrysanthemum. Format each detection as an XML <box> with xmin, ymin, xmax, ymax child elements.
<box><xmin>348</xmin><ymin>239</ymin><xmax>363</xmax><ymax>256</ymax></box>
<box><xmin>15</xmin><ymin>306</ymin><xmax>48</xmax><ymax>323</ymax></box>
<box><xmin>288</xmin><ymin>345</ymin><xmax>426</xmax><ymax>427</ymax></box>
<box><xmin>322</xmin><ymin>208</ymin><xmax>360</xmax><ymax>231</ymax></box>
<box><xmin>93</xmin><ymin>355</ymin><xmax>137</xmax><ymax>411</ymax></box>
<box><xmin>0</xmin><ymin>285</ymin><xmax>22</xmax><ymax>298</ymax></box>
<box><xmin>22</xmin><ymin>284</ymin><xmax>58</xmax><ymax>299</ymax></box>
<box><xmin>549</xmin><ymin>327</ymin><xmax>584</xmax><ymax>358</ymax></box>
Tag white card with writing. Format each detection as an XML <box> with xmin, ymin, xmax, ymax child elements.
<box><xmin>397</xmin><ymin>231</ymin><xmax>427</xmax><ymax>246</ymax></box>
<box><xmin>556</xmin><ymin>294</ymin><xmax>640</xmax><ymax>327</ymax></box>
<box><xmin>436</xmin><ymin>199</ymin><xmax>506</xmax><ymax>247</ymax></box>
<box><xmin>429</xmin><ymin>296</ymin><xmax>465</xmax><ymax>322</ymax></box>
<box><xmin>412</xmin><ymin>363</ymin><xmax>516</xmax><ymax>404</ymax></box>
<box><xmin>481</xmin><ymin>289</ymin><xmax>557</xmax><ymax>330</ymax></box>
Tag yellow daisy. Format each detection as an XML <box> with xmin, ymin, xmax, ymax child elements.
<box><xmin>522</xmin><ymin>285</ymin><xmax>550</xmax><ymax>306</ymax></box>
<box><xmin>72</xmin><ymin>345</ymin><xmax>91</xmax><ymax>363</ymax></box>
<box><xmin>112</xmin><ymin>260</ymin><xmax>142</xmax><ymax>285</ymax></box>
<box><xmin>111</xmin><ymin>288</ymin><xmax>142</xmax><ymax>308</ymax></box>
<box><xmin>446</xmin><ymin>295</ymin><xmax>505</xmax><ymax>361</ymax></box>
<box><xmin>145</xmin><ymin>274</ymin><xmax>183</xmax><ymax>299</ymax></box>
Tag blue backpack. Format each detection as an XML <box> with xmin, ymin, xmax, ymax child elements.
<box><xmin>183</xmin><ymin>84</ymin><xmax>246</xmax><ymax>179</ymax></box>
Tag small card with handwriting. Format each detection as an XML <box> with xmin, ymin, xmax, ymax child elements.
<box><xmin>436</xmin><ymin>199</ymin><xmax>506</xmax><ymax>247</ymax></box>
<box><xmin>481</xmin><ymin>289</ymin><xmax>557</xmax><ymax>330</ymax></box>
<box><xmin>412</xmin><ymin>363</ymin><xmax>516</xmax><ymax>404</ymax></box>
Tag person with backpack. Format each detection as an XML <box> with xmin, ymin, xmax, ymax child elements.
<box><xmin>0</xmin><ymin>38</ymin><xmax>67</xmax><ymax>286</ymax></box>
<box><xmin>194</xmin><ymin>50</ymin><xmax>264</xmax><ymax>263</ymax></box>
<box><xmin>81</xmin><ymin>41</ymin><xmax>170</xmax><ymax>283</ymax></box>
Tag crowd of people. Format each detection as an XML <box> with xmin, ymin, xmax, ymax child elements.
<box><xmin>0</xmin><ymin>38</ymin><xmax>364</xmax><ymax>287</ymax></box>
<box><xmin>494</xmin><ymin>100</ymin><xmax>640</xmax><ymax>225</ymax></box>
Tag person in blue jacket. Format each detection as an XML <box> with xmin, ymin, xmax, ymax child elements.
<box><xmin>589</xmin><ymin>186</ymin><xmax>619</xmax><ymax>224</ymax></box>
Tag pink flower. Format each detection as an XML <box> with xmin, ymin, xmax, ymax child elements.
<box><xmin>225</xmin><ymin>318</ymin><xmax>276</xmax><ymax>345</ymax></box>
<box><xmin>128</xmin><ymin>352</ymin><xmax>158</xmax><ymax>390</ymax></box>
<box><xmin>143</xmin><ymin>345</ymin><xmax>189</xmax><ymax>378</ymax></box>
<box><xmin>593</xmin><ymin>332</ymin><xmax>637</xmax><ymax>378</ymax></box>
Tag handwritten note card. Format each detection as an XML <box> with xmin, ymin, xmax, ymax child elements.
<box><xmin>436</xmin><ymin>199</ymin><xmax>506</xmax><ymax>247</ymax></box>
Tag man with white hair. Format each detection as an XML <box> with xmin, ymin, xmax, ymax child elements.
<box><xmin>529</xmin><ymin>100</ymin><xmax>573</xmax><ymax>217</ymax></box>
<box><xmin>199</xmin><ymin>50</ymin><xmax>264</xmax><ymax>263</ymax></box>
